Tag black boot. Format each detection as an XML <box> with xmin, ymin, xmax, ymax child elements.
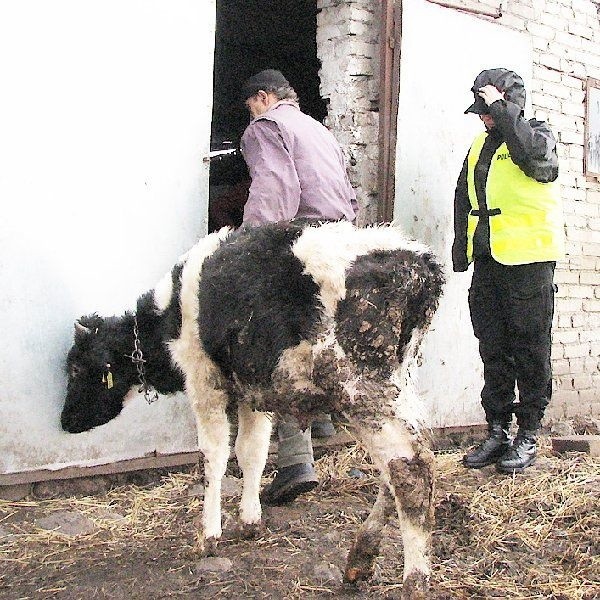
<box><xmin>311</xmin><ymin>414</ymin><xmax>336</xmax><ymax>438</ymax></box>
<box><xmin>463</xmin><ymin>423</ymin><xmax>511</xmax><ymax>468</ymax></box>
<box><xmin>496</xmin><ymin>430</ymin><xmax>537</xmax><ymax>474</ymax></box>
<box><xmin>260</xmin><ymin>463</ymin><xmax>318</xmax><ymax>506</ymax></box>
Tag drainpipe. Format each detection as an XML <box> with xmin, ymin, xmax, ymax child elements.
<box><xmin>377</xmin><ymin>0</ymin><xmax>401</xmax><ymax>223</ymax></box>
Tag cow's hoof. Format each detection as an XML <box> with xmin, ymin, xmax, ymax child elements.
<box><xmin>401</xmin><ymin>572</ymin><xmax>429</xmax><ymax>600</ymax></box>
<box><xmin>344</xmin><ymin>565</ymin><xmax>374</xmax><ymax>584</ymax></box>
<box><xmin>195</xmin><ymin>535</ymin><xmax>219</xmax><ymax>557</ymax></box>
<box><xmin>237</xmin><ymin>521</ymin><xmax>263</xmax><ymax>540</ymax></box>
<box><xmin>344</xmin><ymin>542</ymin><xmax>378</xmax><ymax>584</ymax></box>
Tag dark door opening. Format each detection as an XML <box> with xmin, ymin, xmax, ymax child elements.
<box><xmin>208</xmin><ymin>0</ymin><xmax>327</xmax><ymax>233</ymax></box>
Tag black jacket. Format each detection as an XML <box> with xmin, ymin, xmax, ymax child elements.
<box><xmin>452</xmin><ymin>99</ymin><xmax>559</xmax><ymax>272</ymax></box>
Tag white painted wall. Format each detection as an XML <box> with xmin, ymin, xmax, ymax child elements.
<box><xmin>394</xmin><ymin>0</ymin><xmax>533</xmax><ymax>427</ymax></box>
<box><xmin>0</xmin><ymin>1</ymin><xmax>215</xmax><ymax>475</ymax></box>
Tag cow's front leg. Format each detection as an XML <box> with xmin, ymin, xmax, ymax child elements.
<box><xmin>234</xmin><ymin>403</ymin><xmax>272</xmax><ymax>537</ymax></box>
<box><xmin>192</xmin><ymin>390</ymin><xmax>230</xmax><ymax>556</ymax></box>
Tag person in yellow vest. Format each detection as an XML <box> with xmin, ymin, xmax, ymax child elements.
<box><xmin>453</xmin><ymin>68</ymin><xmax>564</xmax><ymax>473</ymax></box>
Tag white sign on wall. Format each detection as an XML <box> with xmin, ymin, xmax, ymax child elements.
<box><xmin>394</xmin><ymin>0</ymin><xmax>533</xmax><ymax>427</ymax></box>
<box><xmin>0</xmin><ymin>1</ymin><xmax>216</xmax><ymax>476</ymax></box>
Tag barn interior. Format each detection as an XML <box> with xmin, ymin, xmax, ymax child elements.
<box><xmin>208</xmin><ymin>0</ymin><xmax>326</xmax><ymax>232</ymax></box>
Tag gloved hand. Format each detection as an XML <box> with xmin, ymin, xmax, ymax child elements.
<box><xmin>478</xmin><ymin>85</ymin><xmax>504</xmax><ymax>106</ymax></box>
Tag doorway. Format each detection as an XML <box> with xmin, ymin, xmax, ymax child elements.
<box><xmin>208</xmin><ymin>0</ymin><xmax>326</xmax><ymax>232</ymax></box>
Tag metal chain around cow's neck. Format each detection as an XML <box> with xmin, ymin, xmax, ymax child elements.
<box><xmin>131</xmin><ymin>316</ymin><xmax>159</xmax><ymax>404</ymax></box>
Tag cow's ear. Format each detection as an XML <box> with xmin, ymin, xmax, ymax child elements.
<box><xmin>74</xmin><ymin>320</ymin><xmax>92</xmax><ymax>336</ymax></box>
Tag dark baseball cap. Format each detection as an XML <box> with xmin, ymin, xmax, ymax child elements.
<box><xmin>465</xmin><ymin>68</ymin><xmax>526</xmax><ymax>114</ymax></box>
<box><xmin>241</xmin><ymin>69</ymin><xmax>290</xmax><ymax>102</ymax></box>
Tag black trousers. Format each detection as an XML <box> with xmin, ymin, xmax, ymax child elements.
<box><xmin>468</xmin><ymin>258</ymin><xmax>556</xmax><ymax>430</ymax></box>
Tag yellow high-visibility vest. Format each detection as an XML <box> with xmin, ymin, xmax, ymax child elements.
<box><xmin>466</xmin><ymin>132</ymin><xmax>564</xmax><ymax>265</ymax></box>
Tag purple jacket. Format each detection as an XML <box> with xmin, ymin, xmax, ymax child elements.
<box><xmin>240</xmin><ymin>101</ymin><xmax>358</xmax><ymax>225</ymax></box>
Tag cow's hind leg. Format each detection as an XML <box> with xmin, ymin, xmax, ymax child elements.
<box><xmin>190</xmin><ymin>389</ymin><xmax>231</xmax><ymax>556</ymax></box>
<box><xmin>388</xmin><ymin>439</ymin><xmax>434</xmax><ymax>599</ymax></box>
<box><xmin>351</xmin><ymin>418</ymin><xmax>434</xmax><ymax>599</ymax></box>
<box><xmin>235</xmin><ymin>403</ymin><xmax>272</xmax><ymax>537</ymax></box>
<box><xmin>345</xmin><ymin>483</ymin><xmax>395</xmax><ymax>583</ymax></box>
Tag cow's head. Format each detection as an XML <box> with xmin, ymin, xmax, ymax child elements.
<box><xmin>61</xmin><ymin>314</ymin><xmax>136</xmax><ymax>433</ymax></box>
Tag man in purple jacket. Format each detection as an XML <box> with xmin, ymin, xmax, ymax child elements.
<box><xmin>241</xmin><ymin>69</ymin><xmax>358</xmax><ymax>225</ymax></box>
<box><xmin>240</xmin><ymin>69</ymin><xmax>358</xmax><ymax>505</ymax></box>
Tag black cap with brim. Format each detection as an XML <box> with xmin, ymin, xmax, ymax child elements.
<box><xmin>465</xmin><ymin>68</ymin><xmax>526</xmax><ymax>115</ymax></box>
<box><xmin>464</xmin><ymin>96</ymin><xmax>489</xmax><ymax>115</ymax></box>
<box><xmin>241</xmin><ymin>69</ymin><xmax>290</xmax><ymax>102</ymax></box>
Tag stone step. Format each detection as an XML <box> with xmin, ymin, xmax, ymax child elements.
<box><xmin>551</xmin><ymin>435</ymin><xmax>600</xmax><ymax>457</ymax></box>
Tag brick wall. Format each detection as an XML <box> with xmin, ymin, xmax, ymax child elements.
<box><xmin>317</xmin><ymin>0</ymin><xmax>381</xmax><ymax>225</ymax></box>
<box><xmin>317</xmin><ymin>0</ymin><xmax>600</xmax><ymax>419</ymax></box>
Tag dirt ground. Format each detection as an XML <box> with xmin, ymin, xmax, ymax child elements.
<box><xmin>1</xmin><ymin>439</ymin><xmax>598</xmax><ymax>600</ymax></box>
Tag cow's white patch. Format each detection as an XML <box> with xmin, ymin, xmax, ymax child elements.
<box><xmin>292</xmin><ymin>222</ymin><xmax>430</xmax><ymax>317</ymax></box>
<box><xmin>394</xmin><ymin>383</ymin><xmax>425</xmax><ymax>434</ymax></box>
<box><xmin>356</xmin><ymin>419</ymin><xmax>416</xmax><ymax>468</ymax></box>
<box><xmin>193</xmin><ymin>396</ymin><xmax>230</xmax><ymax>540</ymax></box>
<box><xmin>391</xmin><ymin>325</ymin><xmax>428</xmax><ymax>430</ymax></box>
<box><xmin>166</xmin><ymin>227</ymin><xmax>232</xmax><ymax>541</ymax></box>
<box><xmin>153</xmin><ymin>270</ymin><xmax>174</xmax><ymax>313</ymax></box>
<box><xmin>274</xmin><ymin>341</ymin><xmax>324</xmax><ymax>395</ymax></box>
<box><xmin>168</xmin><ymin>227</ymin><xmax>231</xmax><ymax>379</ymax></box>
<box><xmin>399</xmin><ymin>518</ymin><xmax>431</xmax><ymax>579</ymax></box>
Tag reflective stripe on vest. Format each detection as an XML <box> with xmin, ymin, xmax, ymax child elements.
<box><xmin>466</xmin><ymin>132</ymin><xmax>564</xmax><ymax>265</ymax></box>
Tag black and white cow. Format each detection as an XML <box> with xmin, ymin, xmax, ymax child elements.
<box><xmin>61</xmin><ymin>219</ymin><xmax>444</xmax><ymax>597</ymax></box>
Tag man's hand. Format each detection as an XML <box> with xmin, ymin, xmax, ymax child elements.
<box><xmin>478</xmin><ymin>85</ymin><xmax>504</xmax><ymax>106</ymax></box>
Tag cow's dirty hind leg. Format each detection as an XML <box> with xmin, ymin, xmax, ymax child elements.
<box><xmin>353</xmin><ymin>418</ymin><xmax>433</xmax><ymax>599</ymax></box>
<box><xmin>344</xmin><ymin>483</ymin><xmax>395</xmax><ymax>583</ymax></box>
<box><xmin>388</xmin><ymin>444</ymin><xmax>434</xmax><ymax>599</ymax></box>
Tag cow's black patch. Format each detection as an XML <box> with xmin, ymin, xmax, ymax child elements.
<box><xmin>198</xmin><ymin>221</ymin><xmax>321</xmax><ymax>385</ymax></box>
<box><xmin>136</xmin><ymin>286</ymin><xmax>185</xmax><ymax>395</ymax></box>
<box><xmin>161</xmin><ymin>262</ymin><xmax>184</xmax><ymax>342</ymax></box>
<box><xmin>336</xmin><ymin>249</ymin><xmax>444</xmax><ymax>377</ymax></box>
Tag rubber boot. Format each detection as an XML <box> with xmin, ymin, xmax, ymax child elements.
<box><xmin>496</xmin><ymin>430</ymin><xmax>537</xmax><ymax>474</ymax></box>
<box><xmin>260</xmin><ymin>463</ymin><xmax>318</xmax><ymax>506</ymax></box>
<box><xmin>463</xmin><ymin>422</ymin><xmax>511</xmax><ymax>468</ymax></box>
<box><xmin>311</xmin><ymin>413</ymin><xmax>336</xmax><ymax>438</ymax></box>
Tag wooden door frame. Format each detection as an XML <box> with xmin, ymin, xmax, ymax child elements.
<box><xmin>377</xmin><ymin>0</ymin><xmax>402</xmax><ymax>223</ymax></box>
